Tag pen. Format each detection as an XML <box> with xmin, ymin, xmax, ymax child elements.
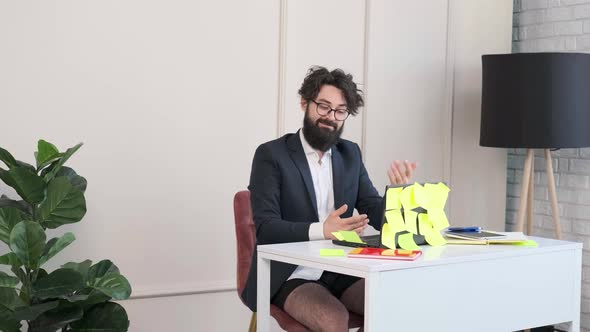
<box><xmin>446</xmin><ymin>226</ymin><xmax>482</xmax><ymax>233</ymax></box>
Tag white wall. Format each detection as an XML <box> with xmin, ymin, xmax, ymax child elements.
<box><xmin>0</xmin><ymin>1</ymin><xmax>512</xmax><ymax>331</ymax></box>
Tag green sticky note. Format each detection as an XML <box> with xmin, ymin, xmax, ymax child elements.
<box><xmin>320</xmin><ymin>249</ymin><xmax>346</xmax><ymax>256</ymax></box>
<box><xmin>340</xmin><ymin>230</ymin><xmax>365</xmax><ymax>244</ymax></box>
<box><xmin>385</xmin><ymin>210</ymin><xmax>405</xmax><ymax>230</ymax></box>
<box><xmin>381</xmin><ymin>222</ymin><xmax>397</xmax><ymax>249</ymax></box>
<box><xmin>404</xmin><ymin>210</ymin><xmax>419</xmax><ymax>234</ymax></box>
<box><xmin>513</xmin><ymin>240</ymin><xmax>538</xmax><ymax>247</ymax></box>
<box><xmin>386</xmin><ymin>187</ymin><xmax>403</xmax><ymax>210</ymax></box>
<box><xmin>398</xmin><ymin>232</ymin><xmax>420</xmax><ymax>250</ymax></box>
<box><xmin>332</xmin><ymin>231</ymin><xmax>345</xmax><ymax>241</ymax></box>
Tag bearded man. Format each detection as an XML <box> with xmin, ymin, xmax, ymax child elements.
<box><xmin>241</xmin><ymin>66</ymin><xmax>417</xmax><ymax>332</ymax></box>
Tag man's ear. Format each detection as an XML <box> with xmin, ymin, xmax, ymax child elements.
<box><xmin>300</xmin><ymin>98</ymin><xmax>308</xmax><ymax>112</ymax></box>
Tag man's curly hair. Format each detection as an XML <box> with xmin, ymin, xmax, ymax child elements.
<box><xmin>298</xmin><ymin>66</ymin><xmax>364</xmax><ymax>116</ymax></box>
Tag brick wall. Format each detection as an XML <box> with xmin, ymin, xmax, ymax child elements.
<box><xmin>512</xmin><ymin>0</ymin><xmax>590</xmax><ymax>330</ymax></box>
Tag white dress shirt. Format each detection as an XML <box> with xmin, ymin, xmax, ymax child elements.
<box><xmin>288</xmin><ymin>129</ymin><xmax>335</xmax><ymax>281</ymax></box>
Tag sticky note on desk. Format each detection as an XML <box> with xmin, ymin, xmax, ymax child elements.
<box><xmin>320</xmin><ymin>249</ymin><xmax>345</xmax><ymax>256</ymax></box>
<box><xmin>512</xmin><ymin>240</ymin><xmax>538</xmax><ymax>247</ymax></box>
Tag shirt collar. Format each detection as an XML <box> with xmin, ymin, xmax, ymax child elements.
<box><xmin>299</xmin><ymin>129</ymin><xmax>332</xmax><ymax>159</ymax></box>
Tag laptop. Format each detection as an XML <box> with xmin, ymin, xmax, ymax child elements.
<box><xmin>332</xmin><ymin>183</ymin><xmax>427</xmax><ymax>248</ymax></box>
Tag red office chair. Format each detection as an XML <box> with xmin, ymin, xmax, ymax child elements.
<box><xmin>233</xmin><ymin>190</ymin><xmax>363</xmax><ymax>332</ymax></box>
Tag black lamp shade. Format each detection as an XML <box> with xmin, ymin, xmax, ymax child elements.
<box><xmin>480</xmin><ymin>52</ymin><xmax>590</xmax><ymax>148</ymax></box>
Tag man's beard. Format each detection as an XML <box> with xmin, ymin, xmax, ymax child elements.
<box><xmin>302</xmin><ymin>109</ymin><xmax>344</xmax><ymax>152</ymax></box>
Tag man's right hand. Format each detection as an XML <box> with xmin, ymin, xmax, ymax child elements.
<box><xmin>323</xmin><ymin>204</ymin><xmax>369</xmax><ymax>240</ymax></box>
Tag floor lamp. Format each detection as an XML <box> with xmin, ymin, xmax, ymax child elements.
<box><xmin>479</xmin><ymin>52</ymin><xmax>590</xmax><ymax>240</ymax></box>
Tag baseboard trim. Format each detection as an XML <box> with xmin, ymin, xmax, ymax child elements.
<box><xmin>128</xmin><ymin>280</ymin><xmax>236</xmax><ymax>300</ymax></box>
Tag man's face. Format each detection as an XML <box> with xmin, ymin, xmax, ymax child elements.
<box><xmin>301</xmin><ymin>85</ymin><xmax>347</xmax><ymax>152</ymax></box>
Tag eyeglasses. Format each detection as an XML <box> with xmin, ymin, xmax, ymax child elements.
<box><xmin>310</xmin><ymin>100</ymin><xmax>350</xmax><ymax>121</ymax></box>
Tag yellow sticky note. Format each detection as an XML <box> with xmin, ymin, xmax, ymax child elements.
<box><xmin>513</xmin><ymin>240</ymin><xmax>538</xmax><ymax>247</ymax></box>
<box><xmin>400</xmin><ymin>184</ymin><xmax>419</xmax><ymax>210</ymax></box>
<box><xmin>418</xmin><ymin>213</ymin><xmax>434</xmax><ymax>236</ymax></box>
<box><xmin>385</xmin><ymin>210</ymin><xmax>405</xmax><ymax>230</ymax></box>
<box><xmin>332</xmin><ymin>232</ymin><xmax>345</xmax><ymax>241</ymax></box>
<box><xmin>381</xmin><ymin>223</ymin><xmax>396</xmax><ymax>249</ymax></box>
<box><xmin>340</xmin><ymin>231</ymin><xmax>365</xmax><ymax>244</ymax></box>
<box><xmin>413</xmin><ymin>183</ymin><xmax>428</xmax><ymax>207</ymax></box>
<box><xmin>398</xmin><ymin>232</ymin><xmax>420</xmax><ymax>250</ymax></box>
<box><xmin>425</xmin><ymin>231</ymin><xmax>447</xmax><ymax>246</ymax></box>
<box><xmin>404</xmin><ymin>210</ymin><xmax>419</xmax><ymax>234</ymax></box>
<box><xmin>386</xmin><ymin>187</ymin><xmax>403</xmax><ymax>210</ymax></box>
<box><xmin>424</xmin><ymin>182</ymin><xmax>450</xmax><ymax>210</ymax></box>
<box><xmin>320</xmin><ymin>249</ymin><xmax>346</xmax><ymax>256</ymax></box>
<box><xmin>428</xmin><ymin>209</ymin><xmax>450</xmax><ymax>230</ymax></box>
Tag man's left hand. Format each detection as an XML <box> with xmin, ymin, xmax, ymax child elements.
<box><xmin>387</xmin><ymin>160</ymin><xmax>417</xmax><ymax>185</ymax></box>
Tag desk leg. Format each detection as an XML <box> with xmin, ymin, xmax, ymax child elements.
<box><xmin>257</xmin><ymin>254</ymin><xmax>271</xmax><ymax>332</ymax></box>
<box><xmin>572</xmin><ymin>249</ymin><xmax>582</xmax><ymax>332</ymax></box>
<box><xmin>364</xmin><ymin>272</ymin><xmax>383</xmax><ymax>332</ymax></box>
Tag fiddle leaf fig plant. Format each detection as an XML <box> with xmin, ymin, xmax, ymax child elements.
<box><xmin>0</xmin><ymin>140</ymin><xmax>131</xmax><ymax>332</ymax></box>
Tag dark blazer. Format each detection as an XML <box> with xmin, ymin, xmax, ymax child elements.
<box><xmin>241</xmin><ymin>131</ymin><xmax>383</xmax><ymax>312</ymax></box>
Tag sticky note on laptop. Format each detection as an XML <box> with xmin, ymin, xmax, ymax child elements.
<box><xmin>332</xmin><ymin>230</ymin><xmax>365</xmax><ymax>244</ymax></box>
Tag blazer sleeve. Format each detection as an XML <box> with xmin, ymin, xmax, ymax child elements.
<box><xmin>248</xmin><ymin>144</ymin><xmax>312</xmax><ymax>245</ymax></box>
<box><xmin>353</xmin><ymin>144</ymin><xmax>384</xmax><ymax>230</ymax></box>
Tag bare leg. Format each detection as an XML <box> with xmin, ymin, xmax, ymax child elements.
<box><xmin>339</xmin><ymin>279</ymin><xmax>365</xmax><ymax>331</ymax></box>
<box><xmin>339</xmin><ymin>279</ymin><xmax>365</xmax><ymax>315</ymax></box>
<box><xmin>283</xmin><ymin>283</ymin><xmax>349</xmax><ymax>332</ymax></box>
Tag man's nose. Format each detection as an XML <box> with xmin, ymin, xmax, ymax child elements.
<box><xmin>326</xmin><ymin>110</ymin><xmax>337</xmax><ymax>121</ymax></box>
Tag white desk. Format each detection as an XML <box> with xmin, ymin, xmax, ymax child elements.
<box><xmin>257</xmin><ymin>237</ymin><xmax>582</xmax><ymax>332</ymax></box>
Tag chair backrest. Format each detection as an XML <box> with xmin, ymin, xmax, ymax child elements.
<box><xmin>233</xmin><ymin>190</ymin><xmax>256</xmax><ymax>303</ymax></box>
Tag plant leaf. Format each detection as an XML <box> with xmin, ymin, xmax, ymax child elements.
<box><xmin>28</xmin><ymin>303</ymin><xmax>83</xmax><ymax>332</ymax></box>
<box><xmin>77</xmin><ymin>289</ymin><xmax>111</xmax><ymax>310</ymax></box>
<box><xmin>0</xmin><ymin>207</ymin><xmax>27</xmax><ymax>245</ymax></box>
<box><xmin>69</xmin><ymin>302</ymin><xmax>129</xmax><ymax>332</ymax></box>
<box><xmin>0</xmin><ymin>286</ymin><xmax>26</xmax><ymax>310</ymax></box>
<box><xmin>9</xmin><ymin>221</ymin><xmax>46</xmax><ymax>269</ymax></box>
<box><xmin>43</xmin><ymin>143</ymin><xmax>83</xmax><ymax>183</ymax></box>
<box><xmin>0</xmin><ymin>195</ymin><xmax>33</xmax><ymax>216</ymax></box>
<box><xmin>88</xmin><ymin>260</ymin><xmax>120</xmax><ymax>285</ymax></box>
<box><xmin>15</xmin><ymin>160</ymin><xmax>37</xmax><ymax>173</ymax></box>
<box><xmin>33</xmin><ymin>268</ymin><xmax>85</xmax><ymax>300</ymax></box>
<box><xmin>0</xmin><ymin>167</ymin><xmax>46</xmax><ymax>205</ymax></box>
<box><xmin>39</xmin><ymin>232</ymin><xmax>76</xmax><ymax>266</ymax></box>
<box><xmin>91</xmin><ymin>273</ymin><xmax>132</xmax><ymax>300</ymax></box>
<box><xmin>41</xmin><ymin>166</ymin><xmax>87</xmax><ymax>193</ymax></box>
<box><xmin>13</xmin><ymin>300</ymin><xmax>59</xmax><ymax>321</ymax></box>
<box><xmin>62</xmin><ymin>260</ymin><xmax>92</xmax><ymax>284</ymax></box>
<box><xmin>0</xmin><ymin>146</ymin><xmax>17</xmax><ymax>169</ymax></box>
<box><xmin>0</xmin><ymin>306</ymin><xmax>21</xmax><ymax>332</ymax></box>
<box><xmin>0</xmin><ymin>253</ymin><xmax>21</xmax><ymax>267</ymax></box>
<box><xmin>36</xmin><ymin>140</ymin><xmax>61</xmax><ymax>170</ymax></box>
<box><xmin>0</xmin><ymin>272</ymin><xmax>19</xmax><ymax>288</ymax></box>
<box><xmin>39</xmin><ymin>177</ymin><xmax>87</xmax><ymax>229</ymax></box>
<box><xmin>60</xmin><ymin>293</ymin><xmax>90</xmax><ymax>303</ymax></box>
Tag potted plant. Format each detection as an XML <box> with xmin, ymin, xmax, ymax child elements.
<box><xmin>0</xmin><ymin>140</ymin><xmax>131</xmax><ymax>332</ymax></box>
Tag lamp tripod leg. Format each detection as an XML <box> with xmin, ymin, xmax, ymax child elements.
<box><xmin>526</xmin><ymin>156</ymin><xmax>534</xmax><ymax>235</ymax></box>
<box><xmin>516</xmin><ymin>149</ymin><xmax>534</xmax><ymax>233</ymax></box>
<box><xmin>545</xmin><ymin>149</ymin><xmax>562</xmax><ymax>239</ymax></box>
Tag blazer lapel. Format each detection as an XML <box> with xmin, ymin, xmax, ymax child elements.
<box><xmin>287</xmin><ymin>132</ymin><xmax>318</xmax><ymax>219</ymax></box>
<box><xmin>331</xmin><ymin>146</ymin><xmax>344</xmax><ymax>212</ymax></box>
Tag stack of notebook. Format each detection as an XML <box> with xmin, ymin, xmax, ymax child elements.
<box><xmin>444</xmin><ymin>230</ymin><xmax>529</xmax><ymax>245</ymax></box>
